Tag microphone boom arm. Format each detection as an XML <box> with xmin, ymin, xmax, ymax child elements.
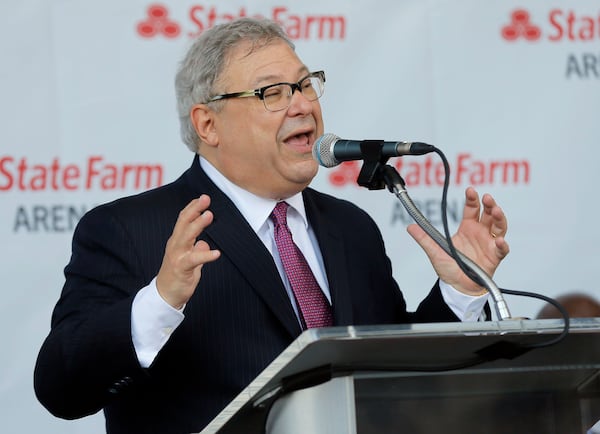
<box><xmin>380</xmin><ymin>164</ymin><xmax>512</xmax><ymax>320</ymax></box>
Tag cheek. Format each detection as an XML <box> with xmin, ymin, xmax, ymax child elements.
<box><xmin>217</xmin><ymin>107</ymin><xmax>286</xmax><ymax>160</ymax></box>
<box><xmin>247</xmin><ymin>115</ymin><xmax>284</xmax><ymax>151</ymax></box>
<box><xmin>316</xmin><ymin>109</ymin><xmax>325</xmax><ymax>135</ymax></box>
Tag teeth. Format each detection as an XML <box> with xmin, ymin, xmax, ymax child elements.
<box><xmin>287</xmin><ymin>133</ymin><xmax>305</xmax><ymax>140</ymax></box>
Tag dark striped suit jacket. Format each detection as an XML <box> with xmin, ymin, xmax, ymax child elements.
<box><xmin>34</xmin><ymin>155</ymin><xmax>458</xmax><ymax>433</ymax></box>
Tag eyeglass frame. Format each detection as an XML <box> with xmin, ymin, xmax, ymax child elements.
<box><xmin>204</xmin><ymin>70</ymin><xmax>325</xmax><ymax>112</ymax></box>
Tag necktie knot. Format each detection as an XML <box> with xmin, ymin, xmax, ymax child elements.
<box><xmin>271</xmin><ymin>201</ymin><xmax>289</xmax><ymax>228</ymax></box>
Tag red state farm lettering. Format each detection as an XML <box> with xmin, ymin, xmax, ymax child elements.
<box><xmin>188</xmin><ymin>6</ymin><xmax>345</xmax><ymax>40</ymax></box>
<box><xmin>394</xmin><ymin>156</ymin><xmax>446</xmax><ymax>187</ymax></box>
<box><xmin>394</xmin><ymin>154</ymin><xmax>530</xmax><ymax>186</ymax></box>
<box><xmin>188</xmin><ymin>6</ymin><xmax>256</xmax><ymax>35</ymax></box>
<box><xmin>548</xmin><ymin>9</ymin><xmax>600</xmax><ymax>41</ymax></box>
<box><xmin>85</xmin><ymin>156</ymin><xmax>162</xmax><ymax>189</ymax></box>
<box><xmin>273</xmin><ymin>7</ymin><xmax>346</xmax><ymax>40</ymax></box>
<box><xmin>0</xmin><ymin>157</ymin><xmax>80</xmax><ymax>191</ymax></box>
<box><xmin>0</xmin><ymin>156</ymin><xmax>163</xmax><ymax>191</ymax></box>
<box><xmin>326</xmin><ymin>154</ymin><xmax>531</xmax><ymax>188</ymax></box>
<box><xmin>453</xmin><ymin>154</ymin><xmax>530</xmax><ymax>185</ymax></box>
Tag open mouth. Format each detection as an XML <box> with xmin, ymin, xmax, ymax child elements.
<box><xmin>284</xmin><ymin>132</ymin><xmax>311</xmax><ymax>148</ymax></box>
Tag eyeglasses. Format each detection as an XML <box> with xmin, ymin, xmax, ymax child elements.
<box><xmin>205</xmin><ymin>71</ymin><xmax>325</xmax><ymax>112</ymax></box>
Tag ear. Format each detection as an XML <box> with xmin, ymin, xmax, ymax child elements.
<box><xmin>190</xmin><ymin>104</ymin><xmax>219</xmax><ymax>147</ymax></box>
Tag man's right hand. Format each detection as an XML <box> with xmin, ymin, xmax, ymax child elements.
<box><xmin>156</xmin><ymin>194</ymin><xmax>221</xmax><ymax>309</ymax></box>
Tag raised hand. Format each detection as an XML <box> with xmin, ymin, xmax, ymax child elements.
<box><xmin>407</xmin><ymin>187</ymin><xmax>509</xmax><ymax>295</ymax></box>
<box><xmin>156</xmin><ymin>195</ymin><xmax>221</xmax><ymax>308</ymax></box>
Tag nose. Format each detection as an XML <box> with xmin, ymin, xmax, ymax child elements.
<box><xmin>287</xmin><ymin>86</ymin><xmax>314</xmax><ymax>115</ymax></box>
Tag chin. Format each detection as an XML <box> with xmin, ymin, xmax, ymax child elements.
<box><xmin>297</xmin><ymin>159</ymin><xmax>319</xmax><ymax>180</ymax></box>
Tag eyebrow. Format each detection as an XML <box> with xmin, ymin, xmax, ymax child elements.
<box><xmin>251</xmin><ymin>66</ymin><xmax>310</xmax><ymax>88</ymax></box>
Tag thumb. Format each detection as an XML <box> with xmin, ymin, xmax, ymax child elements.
<box><xmin>406</xmin><ymin>223</ymin><xmax>446</xmax><ymax>263</ymax></box>
<box><xmin>407</xmin><ymin>223</ymin><xmax>429</xmax><ymax>248</ymax></box>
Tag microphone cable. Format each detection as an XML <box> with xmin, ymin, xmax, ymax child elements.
<box><xmin>379</xmin><ymin>146</ymin><xmax>570</xmax><ymax>353</ymax></box>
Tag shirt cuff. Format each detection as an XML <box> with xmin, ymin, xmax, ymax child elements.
<box><xmin>131</xmin><ymin>277</ymin><xmax>185</xmax><ymax>368</ymax></box>
<box><xmin>439</xmin><ymin>279</ymin><xmax>489</xmax><ymax>321</ymax></box>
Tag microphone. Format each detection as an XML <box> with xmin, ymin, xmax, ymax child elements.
<box><xmin>313</xmin><ymin>133</ymin><xmax>435</xmax><ymax>168</ymax></box>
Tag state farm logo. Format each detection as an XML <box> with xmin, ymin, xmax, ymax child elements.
<box><xmin>137</xmin><ymin>4</ymin><xmax>181</xmax><ymax>38</ymax></box>
<box><xmin>500</xmin><ymin>8</ymin><xmax>600</xmax><ymax>79</ymax></box>
<box><xmin>501</xmin><ymin>9</ymin><xmax>541</xmax><ymax>41</ymax></box>
<box><xmin>135</xmin><ymin>4</ymin><xmax>346</xmax><ymax>40</ymax></box>
<box><xmin>501</xmin><ymin>8</ymin><xmax>600</xmax><ymax>42</ymax></box>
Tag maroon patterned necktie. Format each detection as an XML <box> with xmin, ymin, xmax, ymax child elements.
<box><xmin>270</xmin><ymin>201</ymin><xmax>333</xmax><ymax>329</ymax></box>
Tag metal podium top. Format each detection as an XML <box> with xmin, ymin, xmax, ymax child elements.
<box><xmin>199</xmin><ymin>318</ymin><xmax>600</xmax><ymax>433</ymax></box>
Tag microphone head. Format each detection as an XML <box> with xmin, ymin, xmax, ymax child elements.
<box><xmin>313</xmin><ymin>133</ymin><xmax>341</xmax><ymax>168</ymax></box>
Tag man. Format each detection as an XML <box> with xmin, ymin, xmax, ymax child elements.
<box><xmin>34</xmin><ymin>17</ymin><xmax>509</xmax><ymax>434</ymax></box>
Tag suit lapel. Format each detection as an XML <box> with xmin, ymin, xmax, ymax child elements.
<box><xmin>183</xmin><ymin>157</ymin><xmax>302</xmax><ymax>339</ymax></box>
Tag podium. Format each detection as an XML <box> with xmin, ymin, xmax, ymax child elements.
<box><xmin>199</xmin><ymin>318</ymin><xmax>600</xmax><ymax>434</ymax></box>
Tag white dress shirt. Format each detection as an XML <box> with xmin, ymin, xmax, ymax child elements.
<box><xmin>131</xmin><ymin>157</ymin><xmax>488</xmax><ymax>367</ymax></box>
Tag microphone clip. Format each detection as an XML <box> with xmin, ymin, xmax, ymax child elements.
<box><xmin>357</xmin><ymin>140</ymin><xmax>392</xmax><ymax>190</ymax></box>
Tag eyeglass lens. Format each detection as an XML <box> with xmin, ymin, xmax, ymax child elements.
<box><xmin>262</xmin><ymin>76</ymin><xmax>323</xmax><ymax>111</ymax></box>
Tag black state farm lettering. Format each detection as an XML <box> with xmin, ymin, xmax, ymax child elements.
<box><xmin>13</xmin><ymin>204</ymin><xmax>90</xmax><ymax>233</ymax></box>
<box><xmin>566</xmin><ymin>53</ymin><xmax>600</xmax><ymax>79</ymax></box>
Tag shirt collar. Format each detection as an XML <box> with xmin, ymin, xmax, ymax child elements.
<box><xmin>199</xmin><ymin>156</ymin><xmax>308</xmax><ymax>232</ymax></box>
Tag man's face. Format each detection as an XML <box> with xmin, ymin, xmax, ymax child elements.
<box><xmin>199</xmin><ymin>40</ymin><xmax>324</xmax><ymax>200</ymax></box>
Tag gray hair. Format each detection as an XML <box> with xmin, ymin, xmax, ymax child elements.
<box><xmin>175</xmin><ymin>18</ymin><xmax>295</xmax><ymax>152</ymax></box>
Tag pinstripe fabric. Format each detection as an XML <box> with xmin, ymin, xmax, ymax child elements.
<box><xmin>34</xmin><ymin>155</ymin><xmax>460</xmax><ymax>434</ymax></box>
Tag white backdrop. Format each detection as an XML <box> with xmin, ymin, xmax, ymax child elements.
<box><xmin>2</xmin><ymin>0</ymin><xmax>599</xmax><ymax>432</ymax></box>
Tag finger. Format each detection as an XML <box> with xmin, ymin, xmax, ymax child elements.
<box><xmin>461</xmin><ymin>187</ymin><xmax>481</xmax><ymax>222</ymax></box>
<box><xmin>179</xmin><ymin>195</ymin><xmax>212</xmax><ymax>224</ymax></box>
<box><xmin>179</xmin><ymin>208</ymin><xmax>215</xmax><ymax>249</ymax></box>
<box><xmin>493</xmin><ymin>236</ymin><xmax>510</xmax><ymax>259</ymax></box>
<box><xmin>479</xmin><ymin>193</ymin><xmax>498</xmax><ymax>226</ymax></box>
<box><xmin>480</xmin><ymin>194</ymin><xmax>508</xmax><ymax>238</ymax></box>
<box><xmin>406</xmin><ymin>223</ymin><xmax>426</xmax><ymax>244</ymax></box>
<box><xmin>171</xmin><ymin>195</ymin><xmax>213</xmax><ymax>247</ymax></box>
<box><xmin>175</xmin><ymin>212</ymin><xmax>218</xmax><ymax>270</ymax></box>
<box><xmin>156</xmin><ymin>214</ymin><xmax>219</xmax><ymax>308</ymax></box>
<box><xmin>406</xmin><ymin>223</ymin><xmax>450</xmax><ymax>262</ymax></box>
<box><xmin>187</xmin><ymin>239</ymin><xmax>221</xmax><ymax>268</ymax></box>
<box><xmin>489</xmin><ymin>206</ymin><xmax>507</xmax><ymax>239</ymax></box>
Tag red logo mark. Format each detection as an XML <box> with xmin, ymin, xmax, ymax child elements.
<box><xmin>137</xmin><ymin>4</ymin><xmax>181</xmax><ymax>38</ymax></box>
<box><xmin>501</xmin><ymin>9</ymin><xmax>541</xmax><ymax>41</ymax></box>
<box><xmin>327</xmin><ymin>162</ymin><xmax>361</xmax><ymax>187</ymax></box>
